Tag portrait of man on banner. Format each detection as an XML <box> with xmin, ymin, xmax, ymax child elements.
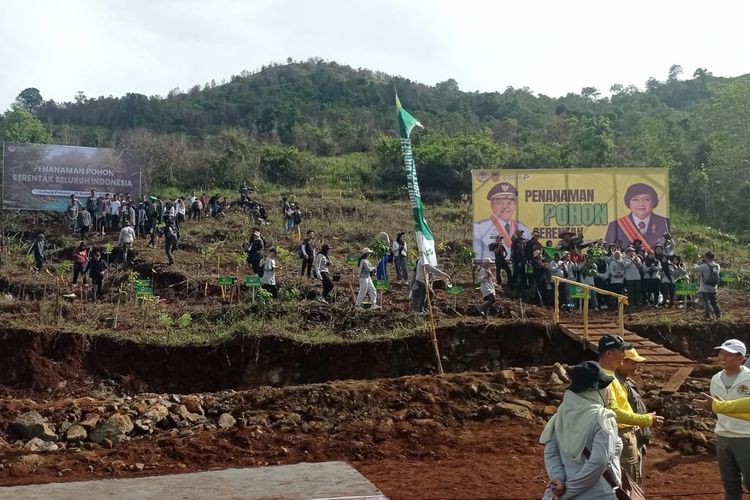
<box><xmin>473</xmin><ymin>182</ymin><xmax>530</xmax><ymax>260</ymax></box>
<box><xmin>605</xmin><ymin>182</ymin><xmax>670</xmax><ymax>251</ymax></box>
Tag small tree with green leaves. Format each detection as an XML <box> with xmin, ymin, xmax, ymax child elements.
<box><xmin>176</xmin><ymin>313</ymin><xmax>192</xmax><ymax>329</ymax></box>
<box><xmin>159</xmin><ymin>313</ymin><xmax>174</xmax><ymax>341</ymax></box>
<box><xmin>103</xmin><ymin>242</ymin><xmax>114</xmax><ymax>266</ymax></box>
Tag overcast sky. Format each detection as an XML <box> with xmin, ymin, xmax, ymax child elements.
<box><xmin>2</xmin><ymin>0</ymin><xmax>748</xmax><ymax>110</ymax></box>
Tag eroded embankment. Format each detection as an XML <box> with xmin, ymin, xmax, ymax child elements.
<box><xmin>0</xmin><ymin>322</ymin><xmax>591</xmax><ymax>395</ymax></box>
<box><xmin>628</xmin><ymin>322</ymin><xmax>750</xmax><ymax>362</ymax></box>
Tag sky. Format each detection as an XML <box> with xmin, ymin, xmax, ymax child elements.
<box><xmin>2</xmin><ymin>0</ymin><xmax>748</xmax><ymax>110</ymax></box>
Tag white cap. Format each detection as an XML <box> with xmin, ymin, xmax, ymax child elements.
<box><xmin>716</xmin><ymin>339</ymin><xmax>747</xmax><ymax>356</ymax></box>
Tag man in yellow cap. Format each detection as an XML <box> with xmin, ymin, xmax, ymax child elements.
<box><xmin>615</xmin><ymin>347</ymin><xmax>651</xmax><ymax>484</ymax></box>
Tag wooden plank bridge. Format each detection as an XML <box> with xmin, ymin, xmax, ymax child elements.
<box><xmin>552</xmin><ymin>277</ymin><xmax>696</xmax><ymax>393</ymax></box>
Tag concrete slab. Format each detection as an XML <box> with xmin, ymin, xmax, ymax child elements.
<box><xmin>0</xmin><ymin>461</ymin><xmax>388</xmax><ymax>500</ymax></box>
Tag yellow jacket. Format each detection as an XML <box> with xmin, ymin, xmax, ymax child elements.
<box><xmin>713</xmin><ymin>397</ymin><xmax>750</xmax><ymax>421</ymax></box>
<box><xmin>603</xmin><ymin>369</ymin><xmax>654</xmax><ymax>428</ymax></box>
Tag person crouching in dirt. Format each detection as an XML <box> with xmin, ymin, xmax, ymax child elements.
<box><xmin>598</xmin><ymin>334</ymin><xmax>663</xmax><ymax>486</ymax></box>
<box><xmin>27</xmin><ymin>233</ymin><xmax>46</xmax><ymax>272</ymax></box>
<box><xmin>355</xmin><ymin>248</ymin><xmax>380</xmax><ymax>310</ymax></box>
<box><xmin>315</xmin><ymin>244</ymin><xmax>334</xmax><ymax>303</ymax></box>
<box><xmin>412</xmin><ymin>254</ymin><xmax>450</xmax><ymax>314</ymax></box>
<box><xmin>72</xmin><ymin>242</ymin><xmax>89</xmax><ymax>286</ymax></box>
<box><xmin>84</xmin><ymin>251</ymin><xmax>107</xmax><ymax>300</ymax></box>
<box><xmin>260</xmin><ymin>247</ymin><xmax>279</xmax><ymax>298</ymax></box>
<box><xmin>477</xmin><ymin>258</ymin><xmax>497</xmax><ymax>317</ymax></box>
<box><xmin>164</xmin><ymin>218</ymin><xmax>179</xmax><ymax>266</ymax></box>
<box><xmin>540</xmin><ymin>360</ymin><xmax>621</xmax><ymax>499</ymax></box>
<box><xmin>119</xmin><ymin>220</ymin><xmax>136</xmax><ymax>265</ymax></box>
<box><xmin>614</xmin><ymin>348</ymin><xmax>651</xmax><ymax>484</ymax></box>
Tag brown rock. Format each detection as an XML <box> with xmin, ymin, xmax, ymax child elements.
<box><xmin>493</xmin><ymin>402</ymin><xmax>533</xmax><ymax>421</ymax></box>
<box><xmin>181</xmin><ymin>396</ymin><xmax>204</xmax><ymax>416</ymax></box>
<box><xmin>17</xmin><ymin>454</ymin><xmax>46</xmax><ymax>468</ymax></box>
<box><xmin>217</xmin><ymin>413</ymin><xmax>236</xmax><ymax>430</ymax></box>
<box><xmin>543</xmin><ymin>405</ymin><xmax>558</xmax><ymax>416</ymax></box>
<box><xmin>65</xmin><ymin>424</ymin><xmax>87</xmax><ymax>442</ymax></box>
<box><xmin>497</xmin><ymin>369</ymin><xmax>515</xmax><ymax>383</ymax></box>
<box><xmin>108</xmin><ymin>460</ymin><xmax>126</xmax><ymax>472</ymax></box>
<box><xmin>79</xmin><ymin>414</ymin><xmax>100</xmax><ymax>431</ymax></box>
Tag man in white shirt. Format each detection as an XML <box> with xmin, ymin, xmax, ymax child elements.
<box><xmin>109</xmin><ymin>197</ymin><xmax>122</xmax><ymax>231</ymax></box>
<box><xmin>118</xmin><ymin>220</ymin><xmax>136</xmax><ymax>264</ymax></box>
<box><xmin>710</xmin><ymin>339</ymin><xmax>750</xmax><ymax>500</ymax></box>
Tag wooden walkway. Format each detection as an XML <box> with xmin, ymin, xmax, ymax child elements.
<box><xmin>559</xmin><ymin>320</ymin><xmax>696</xmax><ymax>393</ymax></box>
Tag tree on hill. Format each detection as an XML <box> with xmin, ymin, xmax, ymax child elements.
<box><xmin>0</xmin><ymin>104</ymin><xmax>52</xmax><ymax>143</ymax></box>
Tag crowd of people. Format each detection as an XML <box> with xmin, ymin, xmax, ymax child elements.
<box><xmin>543</xmin><ymin>337</ymin><xmax>750</xmax><ymax>499</ymax></box>
<box><xmin>489</xmin><ymin>229</ymin><xmax>723</xmax><ymax>320</ymax></box>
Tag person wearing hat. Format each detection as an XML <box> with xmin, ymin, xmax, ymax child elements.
<box><xmin>615</xmin><ymin>348</ymin><xmax>651</xmax><ymax>484</ymax></box>
<box><xmin>356</xmin><ymin>248</ymin><xmax>381</xmax><ymax>310</ymax></box>
<box><xmin>260</xmin><ymin>247</ymin><xmax>279</xmax><ymax>298</ymax></box>
<box><xmin>705</xmin><ymin>339</ymin><xmax>750</xmax><ymax>499</ymax></box>
<box><xmin>540</xmin><ymin>361</ymin><xmax>621</xmax><ymax>499</ymax></box>
<box><xmin>118</xmin><ymin>218</ymin><xmax>136</xmax><ymax>265</ymax></box>
<box><xmin>524</xmin><ymin>229</ymin><xmax>543</xmax><ymax>261</ymax></box>
<box><xmin>246</xmin><ymin>230</ymin><xmax>266</xmax><ymax>276</ymax></box>
<box><xmin>476</xmin><ymin>258</ymin><xmax>497</xmax><ymax>317</ymax></box>
<box><xmin>473</xmin><ymin>181</ymin><xmax>530</xmax><ymax>261</ymax></box>
<box><xmin>598</xmin><ymin>335</ymin><xmax>663</xmax><ymax>485</ymax></box>
<box><xmin>605</xmin><ymin>182</ymin><xmax>670</xmax><ymax>252</ymax></box>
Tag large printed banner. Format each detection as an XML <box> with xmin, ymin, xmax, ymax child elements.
<box><xmin>2</xmin><ymin>142</ymin><xmax>142</xmax><ymax>211</ymax></box>
<box><xmin>472</xmin><ymin>168</ymin><xmax>669</xmax><ymax>260</ymax></box>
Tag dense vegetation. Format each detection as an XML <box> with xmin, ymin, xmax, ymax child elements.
<box><xmin>2</xmin><ymin>59</ymin><xmax>750</xmax><ymax>237</ymax></box>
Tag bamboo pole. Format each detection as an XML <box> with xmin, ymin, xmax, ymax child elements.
<box><xmin>553</xmin><ymin>279</ymin><xmax>560</xmax><ymax>323</ymax></box>
<box><xmin>618</xmin><ymin>298</ymin><xmax>625</xmax><ymax>335</ymax></box>
<box><xmin>583</xmin><ymin>295</ymin><xmax>590</xmax><ymax>347</ymax></box>
<box><xmin>422</xmin><ymin>266</ymin><xmax>444</xmax><ymax>375</ymax></box>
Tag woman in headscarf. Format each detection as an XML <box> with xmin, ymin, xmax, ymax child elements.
<box><xmin>540</xmin><ymin>361</ymin><xmax>622</xmax><ymax>499</ymax></box>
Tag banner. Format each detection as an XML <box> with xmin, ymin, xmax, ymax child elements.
<box><xmin>396</xmin><ymin>96</ymin><xmax>437</xmax><ymax>266</ymax></box>
<box><xmin>472</xmin><ymin>168</ymin><xmax>669</xmax><ymax>260</ymax></box>
<box><xmin>2</xmin><ymin>142</ymin><xmax>142</xmax><ymax>211</ymax></box>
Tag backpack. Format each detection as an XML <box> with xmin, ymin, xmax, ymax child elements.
<box><xmin>293</xmin><ymin>210</ymin><xmax>302</xmax><ymax>224</ymax></box>
<box><xmin>298</xmin><ymin>242</ymin><xmax>307</xmax><ymax>259</ymax></box>
<box><xmin>704</xmin><ymin>264</ymin><xmax>720</xmax><ymax>286</ymax></box>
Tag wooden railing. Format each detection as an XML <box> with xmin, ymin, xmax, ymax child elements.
<box><xmin>551</xmin><ymin>276</ymin><xmax>629</xmax><ymax>341</ymax></box>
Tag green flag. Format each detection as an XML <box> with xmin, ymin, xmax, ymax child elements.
<box><xmin>396</xmin><ymin>95</ymin><xmax>437</xmax><ymax>266</ymax></box>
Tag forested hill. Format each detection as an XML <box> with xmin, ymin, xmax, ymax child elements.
<box><xmin>3</xmin><ymin>59</ymin><xmax>750</xmax><ymax>236</ymax></box>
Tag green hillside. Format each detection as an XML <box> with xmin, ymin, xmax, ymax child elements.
<box><xmin>3</xmin><ymin>59</ymin><xmax>750</xmax><ymax>238</ymax></box>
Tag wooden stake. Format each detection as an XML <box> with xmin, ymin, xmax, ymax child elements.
<box><xmin>583</xmin><ymin>294</ymin><xmax>590</xmax><ymax>348</ymax></box>
<box><xmin>553</xmin><ymin>277</ymin><xmax>560</xmax><ymax>323</ymax></box>
<box><xmin>422</xmin><ymin>266</ymin><xmax>444</xmax><ymax>375</ymax></box>
<box><xmin>113</xmin><ymin>284</ymin><xmax>123</xmax><ymax>329</ymax></box>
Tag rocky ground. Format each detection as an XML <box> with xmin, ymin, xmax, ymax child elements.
<box><xmin>0</xmin><ymin>364</ymin><xmax>729</xmax><ymax>499</ymax></box>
